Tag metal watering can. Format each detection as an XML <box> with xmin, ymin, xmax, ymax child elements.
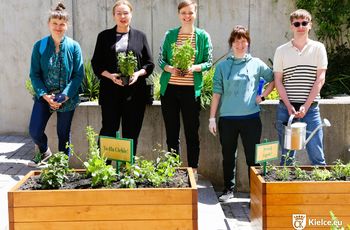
<box><xmin>284</xmin><ymin>114</ymin><xmax>331</xmax><ymax>150</ymax></box>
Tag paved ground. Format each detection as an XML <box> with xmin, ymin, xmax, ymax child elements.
<box><xmin>0</xmin><ymin>135</ymin><xmax>252</xmax><ymax>230</ymax></box>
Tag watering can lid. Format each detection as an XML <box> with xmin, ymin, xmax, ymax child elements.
<box><xmin>291</xmin><ymin>122</ymin><xmax>307</xmax><ymax>128</ymax></box>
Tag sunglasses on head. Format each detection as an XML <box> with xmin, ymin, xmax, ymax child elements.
<box><xmin>292</xmin><ymin>21</ymin><xmax>309</xmax><ymax>27</ymax></box>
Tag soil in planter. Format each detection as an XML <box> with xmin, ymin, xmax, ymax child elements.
<box><xmin>258</xmin><ymin>168</ymin><xmax>350</xmax><ymax>182</ymax></box>
<box><xmin>19</xmin><ymin>169</ymin><xmax>190</xmax><ymax>190</ymax></box>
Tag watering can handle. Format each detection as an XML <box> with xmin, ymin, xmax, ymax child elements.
<box><xmin>287</xmin><ymin>114</ymin><xmax>295</xmax><ymax>127</ymax></box>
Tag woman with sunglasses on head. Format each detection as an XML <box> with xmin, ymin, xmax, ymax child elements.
<box><xmin>28</xmin><ymin>2</ymin><xmax>84</xmax><ymax>166</ymax></box>
<box><xmin>158</xmin><ymin>0</ymin><xmax>213</xmax><ymax>176</ymax></box>
<box><xmin>209</xmin><ymin>25</ymin><xmax>274</xmax><ymax>202</ymax></box>
<box><xmin>91</xmin><ymin>0</ymin><xmax>154</xmax><ymax>157</ymax></box>
<box><xmin>273</xmin><ymin>9</ymin><xmax>328</xmax><ymax>166</ymax></box>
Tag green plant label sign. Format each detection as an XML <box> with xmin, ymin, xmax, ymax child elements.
<box><xmin>100</xmin><ymin>136</ymin><xmax>133</xmax><ymax>163</ymax></box>
<box><xmin>255</xmin><ymin>141</ymin><xmax>279</xmax><ymax>163</ymax></box>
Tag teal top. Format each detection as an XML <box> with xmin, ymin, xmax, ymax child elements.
<box><xmin>213</xmin><ymin>54</ymin><xmax>273</xmax><ymax>116</ymax></box>
<box><xmin>158</xmin><ymin>27</ymin><xmax>213</xmax><ymax>98</ymax></box>
<box><xmin>30</xmin><ymin>36</ymin><xmax>84</xmax><ymax>112</ymax></box>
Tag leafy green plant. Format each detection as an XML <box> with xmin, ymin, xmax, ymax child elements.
<box><xmin>311</xmin><ymin>166</ymin><xmax>332</xmax><ymax>181</ymax></box>
<box><xmin>80</xmin><ymin>60</ymin><xmax>99</xmax><ymax>101</ymax></box>
<box><xmin>171</xmin><ymin>39</ymin><xmax>195</xmax><ymax>75</ymax></box>
<box><xmin>83</xmin><ymin>126</ymin><xmax>116</xmax><ymax>187</ymax></box>
<box><xmin>294</xmin><ymin>166</ymin><xmax>311</xmax><ymax>180</ymax></box>
<box><xmin>117</xmin><ymin>51</ymin><xmax>137</xmax><ymax>77</ymax></box>
<box><xmin>120</xmin><ymin>147</ymin><xmax>181</xmax><ymax>188</ymax></box>
<box><xmin>330</xmin><ymin>211</ymin><xmax>350</xmax><ymax>230</ymax></box>
<box><xmin>200</xmin><ymin>68</ymin><xmax>214</xmax><ymax>109</ymax></box>
<box><xmin>25</xmin><ymin>79</ymin><xmax>35</xmax><ymax>97</ymax></box>
<box><xmin>39</xmin><ymin>152</ymin><xmax>72</xmax><ymax>189</ymax></box>
<box><xmin>275</xmin><ymin>167</ymin><xmax>291</xmax><ymax>181</ymax></box>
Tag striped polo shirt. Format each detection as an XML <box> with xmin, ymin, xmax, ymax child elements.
<box><xmin>273</xmin><ymin>39</ymin><xmax>328</xmax><ymax>103</ymax></box>
<box><xmin>168</xmin><ymin>33</ymin><xmax>195</xmax><ymax>86</ymax></box>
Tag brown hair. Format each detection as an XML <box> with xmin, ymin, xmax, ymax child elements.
<box><xmin>49</xmin><ymin>2</ymin><xmax>68</xmax><ymax>22</ymax></box>
<box><xmin>177</xmin><ymin>0</ymin><xmax>197</xmax><ymax>13</ymax></box>
<box><xmin>289</xmin><ymin>9</ymin><xmax>312</xmax><ymax>23</ymax></box>
<box><xmin>228</xmin><ymin>25</ymin><xmax>250</xmax><ymax>47</ymax></box>
<box><xmin>113</xmin><ymin>0</ymin><xmax>133</xmax><ymax>15</ymax></box>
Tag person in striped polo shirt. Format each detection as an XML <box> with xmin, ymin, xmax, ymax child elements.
<box><xmin>273</xmin><ymin>9</ymin><xmax>328</xmax><ymax>166</ymax></box>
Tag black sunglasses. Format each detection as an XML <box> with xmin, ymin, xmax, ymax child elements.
<box><xmin>292</xmin><ymin>21</ymin><xmax>309</xmax><ymax>27</ymax></box>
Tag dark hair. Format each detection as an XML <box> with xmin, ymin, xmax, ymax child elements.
<box><xmin>178</xmin><ymin>0</ymin><xmax>197</xmax><ymax>13</ymax></box>
<box><xmin>49</xmin><ymin>2</ymin><xmax>69</xmax><ymax>22</ymax></box>
<box><xmin>113</xmin><ymin>0</ymin><xmax>133</xmax><ymax>15</ymax></box>
<box><xmin>228</xmin><ymin>25</ymin><xmax>250</xmax><ymax>47</ymax></box>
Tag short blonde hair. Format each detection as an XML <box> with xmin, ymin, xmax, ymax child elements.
<box><xmin>112</xmin><ymin>0</ymin><xmax>133</xmax><ymax>15</ymax></box>
<box><xmin>290</xmin><ymin>9</ymin><xmax>312</xmax><ymax>23</ymax></box>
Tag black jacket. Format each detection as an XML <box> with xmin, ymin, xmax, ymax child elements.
<box><xmin>91</xmin><ymin>26</ymin><xmax>154</xmax><ymax>105</ymax></box>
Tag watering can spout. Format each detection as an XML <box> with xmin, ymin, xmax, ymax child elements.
<box><xmin>305</xmin><ymin>118</ymin><xmax>331</xmax><ymax>145</ymax></box>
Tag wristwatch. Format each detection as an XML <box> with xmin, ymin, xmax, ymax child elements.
<box><xmin>260</xmin><ymin>96</ymin><xmax>265</xmax><ymax>101</ymax></box>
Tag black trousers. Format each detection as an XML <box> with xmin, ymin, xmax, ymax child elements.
<box><xmin>160</xmin><ymin>85</ymin><xmax>201</xmax><ymax>168</ymax></box>
<box><xmin>99</xmin><ymin>87</ymin><xmax>146</xmax><ymax>156</ymax></box>
<box><xmin>219</xmin><ymin>117</ymin><xmax>261</xmax><ymax>190</ymax></box>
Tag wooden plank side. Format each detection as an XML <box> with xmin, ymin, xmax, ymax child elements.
<box><xmin>266</xmin><ymin>216</ymin><xmax>350</xmax><ymax>228</ymax></box>
<box><xmin>266</xmin><ymin>194</ymin><xmax>350</xmax><ymax>205</ymax></box>
<box><xmin>14</xmin><ymin>220</ymin><xmax>196</xmax><ymax>230</ymax></box>
<box><xmin>266</xmin><ymin>182</ymin><xmax>350</xmax><ymax>194</ymax></box>
<box><xmin>10</xmin><ymin>188</ymin><xmax>196</xmax><ymax>207</ymax></box>
<box><xmin>265</xmin><ymin>204</ymin><xmax>350</xmax><ymax>216</ymax></box>
<box><xmin>13</xmin><ymin>204</ymin><xmax>196</xmax><ymax>222</ymax></box>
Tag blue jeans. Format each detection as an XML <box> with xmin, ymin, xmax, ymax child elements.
<box><xmin>276</xmin><ymin>102</ymin><xmax>326</xmax><ymax>166</ymax></box>
<box><xmin>29</xmin><ymin>98</ymin><xmax>75</xmax><ymax>155</ymax></box>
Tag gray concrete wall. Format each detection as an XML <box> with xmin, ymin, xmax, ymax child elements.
<box><xmin>0</xmin><ymin>0</ymin><xmax>298</xmax><ymax>134</ymax></box>
<box><xmin>44</xmin><ymin>100</ymin><xmax>350</xmax><ymax>192</ymax></box>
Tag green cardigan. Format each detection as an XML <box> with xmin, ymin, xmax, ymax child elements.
<box><xmin>158</xmin><ymin>27</ymin><xmax>213</xmax><ymax>98</ymax></box>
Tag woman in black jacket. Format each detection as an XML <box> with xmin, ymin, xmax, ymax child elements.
<box><xmin>91</xmin><ymin>0</ymin><xmax>154</xmax><ymax>156</ymax></box>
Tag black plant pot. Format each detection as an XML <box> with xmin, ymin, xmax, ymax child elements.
<box><xmin>120</xmin><ymin>75</ymin><xmax>130</xmax><ymax>86</ymax></box>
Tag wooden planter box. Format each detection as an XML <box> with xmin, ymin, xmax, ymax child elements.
<box><xmin>8</xmin><ymin>168</ymin><xmax>197</xmax><ymax>230</ymax></box>
<box><xmin>250</xmin><ymin>166</ymin><xmax>350</xmax><ymax>229</ymax></box>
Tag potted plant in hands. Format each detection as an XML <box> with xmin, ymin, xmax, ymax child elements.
<box><xmin>117</xmin><ymin>51</ymin><xmax>137</xmax><ymax>86</ymax></box>
<box><xmin>171</xmin><ymin>39</ymin><xmax>195</xmax><ymax>76</ymax></box>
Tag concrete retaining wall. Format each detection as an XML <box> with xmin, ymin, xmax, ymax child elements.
<box><xmin>0</xmin><ymin>0</ymin><xmax>298</xmax><ymax>134</ymax></box>
<box><xmin>44</xmin><ymin>99</ymin><xmax>350</xmax><ymax>191</ymax></box>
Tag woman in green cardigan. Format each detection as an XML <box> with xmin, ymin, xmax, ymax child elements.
<box><xmin>158</xmin><ymin>0</ymin><xmax>213</xmax><ymax>174</ymax></box>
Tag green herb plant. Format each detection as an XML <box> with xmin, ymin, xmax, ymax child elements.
<box><xmin>120</xmin><ymin>147</ymin><xmax>181</xmax><ymax>188</ymax></box>
<box><xmin>275</xmin><ymin>167</ymin><xmax>291</xmax><ymax>181</ymax></box>
<box><xmin>117</xmin><ymin>51</ymin><xmax>137</xmax><ymax>77</ymax></box>
<box><xmin>311</xmin><ymin>166</ymin><xmax>332</xmax><ymax>181</ymax></box>
<box><xmin>171</xmin><ymin>39</ymin><xmax>195</xmax><ymax>76</ymax></box>
<box><xmin>330</xmin><ymin>211</ymin><xmax>350</xmax><ymax>230</ymax></box>
<box><xmin>83</xmin><ymin>126</ymin><xmax>116</xmax><ymax>187</ymax></box>
<box><xmin>294</xmin><ymin>165</ymin><xmax>311</xmax><ymax>181</ymax></box>
<box><xmin>80</xmin><ymin>60</ymin><xmax>100</xmax><ymax>101</ymax></box>
<box><xmin>39</xmin><ymin>152</ymin><xmax>72</xmax><ymax>189</ymax></box>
